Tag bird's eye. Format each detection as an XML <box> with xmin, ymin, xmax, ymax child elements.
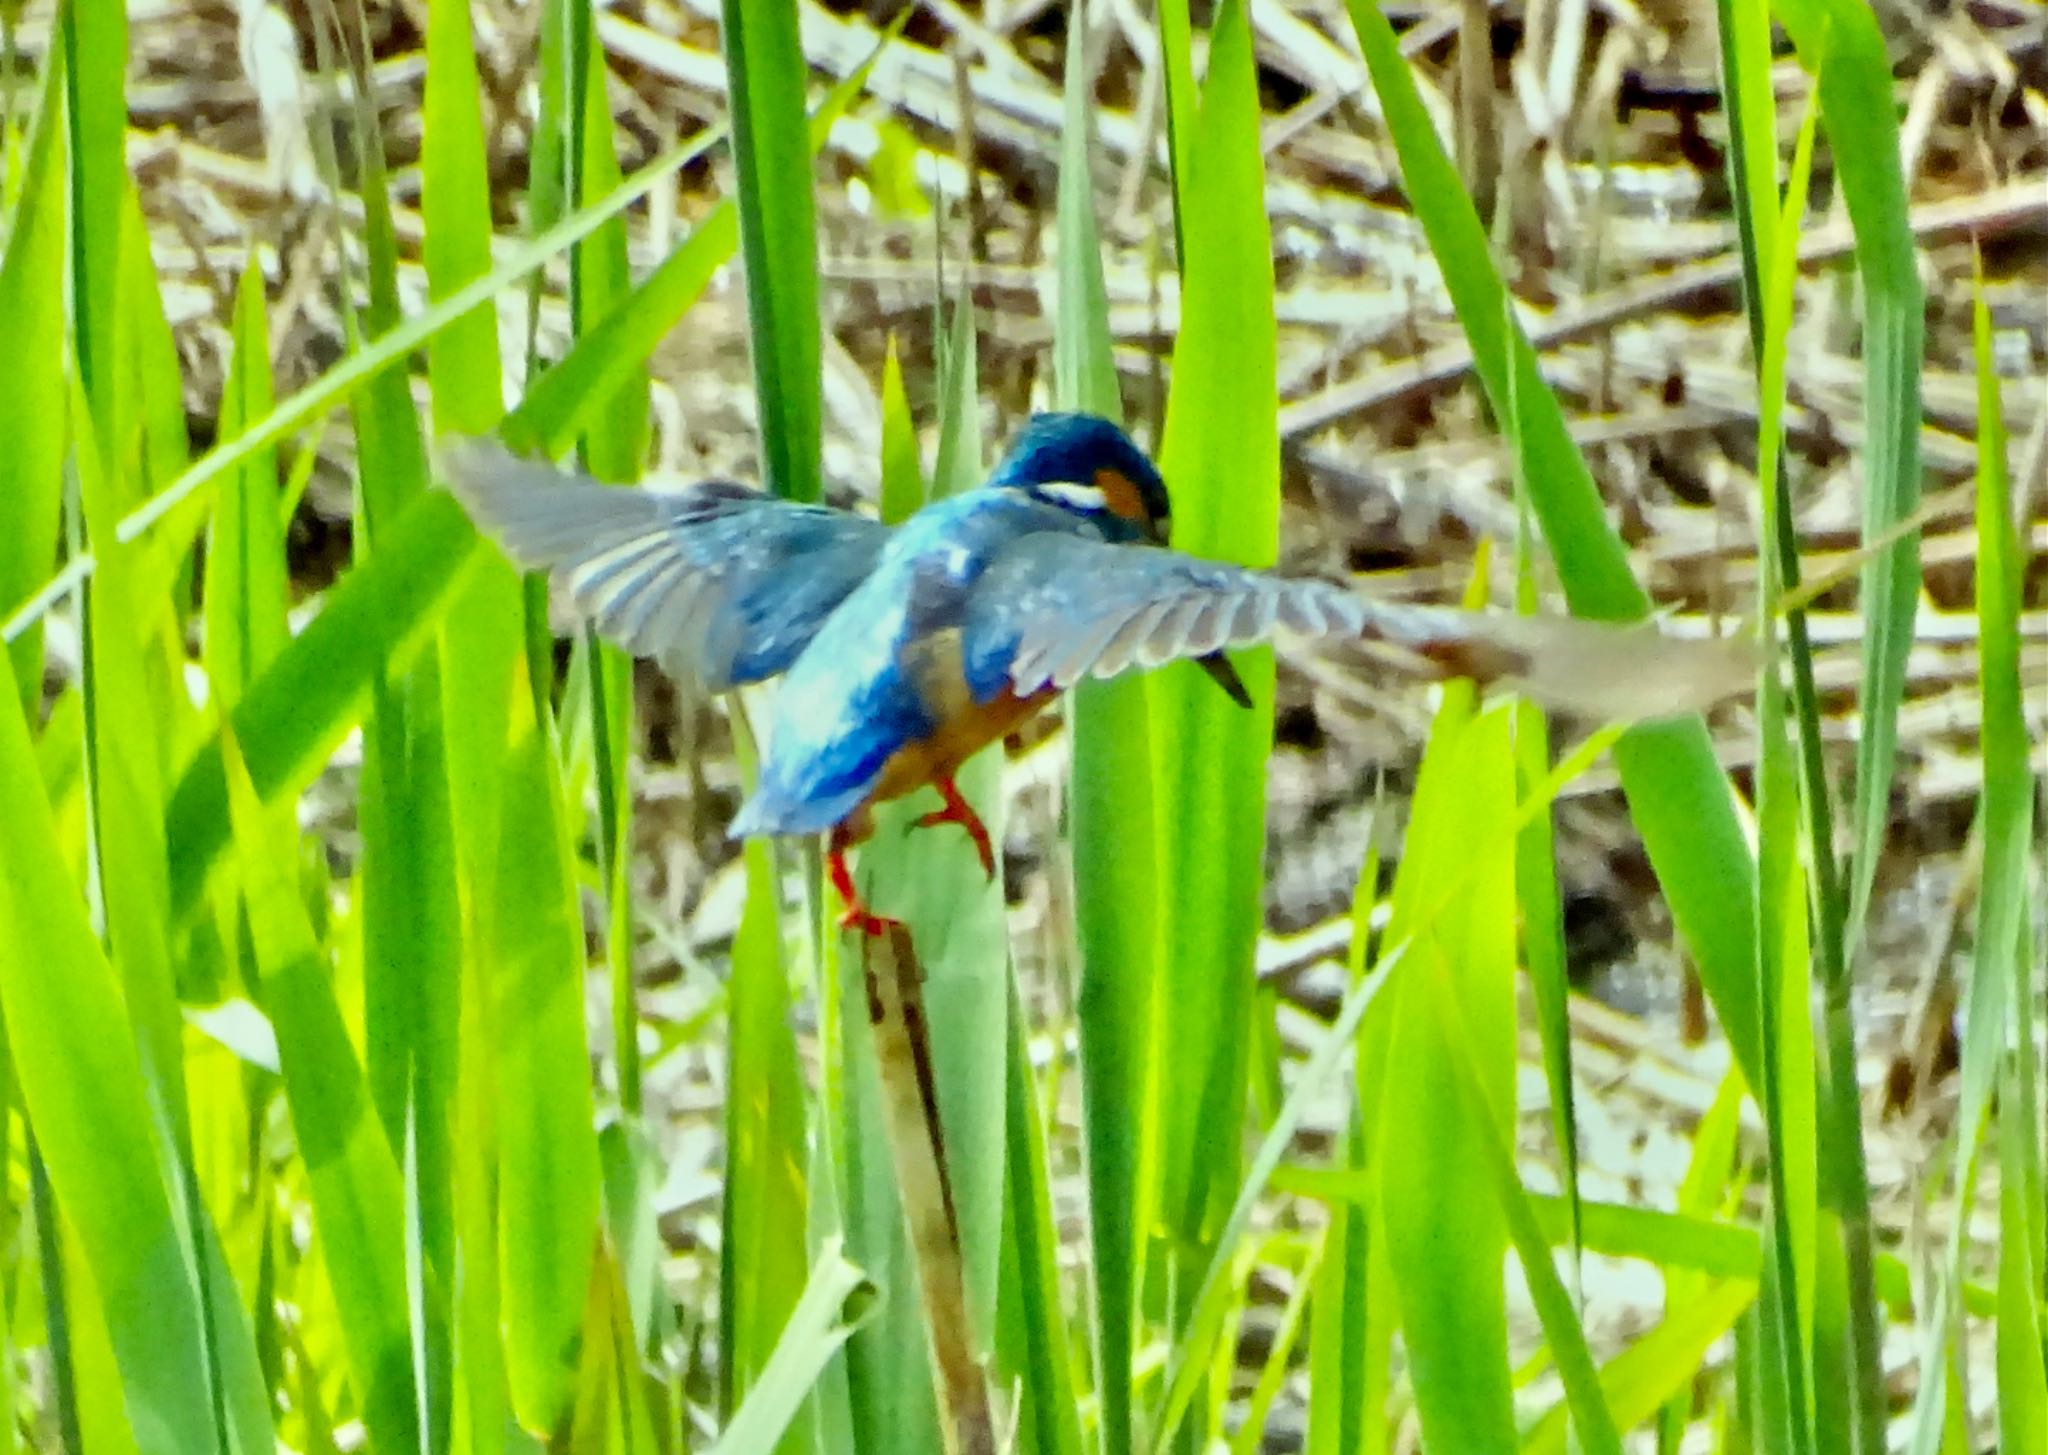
<box><xmin>1037</xmin><ymin>481</ymin><xmax>1109</xmax><ymax>512</ymax></box>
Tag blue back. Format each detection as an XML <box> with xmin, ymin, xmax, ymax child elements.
<box><xmin>732</xmin><ymin>490</ymin><xmax>1086</xmax><ymax>835</ymax></box>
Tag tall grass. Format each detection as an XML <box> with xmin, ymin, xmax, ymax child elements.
<box><xmin>0</xmin><ymin>4</ymin><xmax>2035</xmax><ymax>1453</ymax></box>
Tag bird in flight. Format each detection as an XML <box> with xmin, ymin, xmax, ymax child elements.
<box><xmin>442</xmin><ymin>412</ymin><xmax>1749</xmax><ymax>935</ymax></box>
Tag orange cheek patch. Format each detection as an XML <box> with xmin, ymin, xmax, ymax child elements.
<box><xmin>1093</xmin><ymin>466</ymin><xmax>1147</xmax><ymax>523</ymax></box>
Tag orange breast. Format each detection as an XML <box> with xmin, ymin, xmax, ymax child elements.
<box><xmin>865</xmin><ymin>684</ymin><xmax>1056</xmax><ymax>806</ymax></box>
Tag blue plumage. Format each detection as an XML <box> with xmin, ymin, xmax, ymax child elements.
<box><xmin>442</xmin><ymin>412</ymin><xmax>1754</xmax><ymax>933</ymax></box>
<box><xmin>733</xmin><ymin>488</ymin><xmax>1091</xmax><ymax>836</ymax></box>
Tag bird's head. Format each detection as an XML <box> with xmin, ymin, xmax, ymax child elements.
<box><xmin>986</xmin><ymin>412</ymin><xmax>1171</xmax><ymax>545</ymax></box>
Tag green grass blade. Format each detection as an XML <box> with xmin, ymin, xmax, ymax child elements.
<box><xmin>1715</xmin><ymin>0</ymin><xmax>1781</xmax><ymax>355</ymax></box>
<box><xmin>1769</xmin><ymin>1</ymin><xmax>1925</xmax><ymax>951</ymax></box>
<box><xmin>1961</xmin><ymin>261</ymin><xmax>2033</xmax><ymax>1244</ymax></box>
<box><xmin>552</xmin><ymin>63</ymin><xmax>680</xmax><ymax>1418</ymax></box>
<box><xmin>1372</xmin><ymin>702</ymin><xmax>1518</xmax><ymax>1452</ymax></box>
<box><xmin>1996</xmin><ymin>1168</ymin><xmax>2048</xmax><ymax>1454</ymax></box>
<box><xmin>335</xmin><ymin>11</ymin><xmax>429</xmax><ymax>534</ymax></box>
<box><xmin>422</xmin><ymin>0</ymin><xmax>504</xmax><ymax>439</ymax></box>
<box><xmin>0</xmin><ymin>49</ymin><xmax>64</xmax><ymax>719</ymax></box>
<box><xmin>559</xmin><ymin>3</ymin><xmax>650</xmax><ymax>1155</ymax></box>
<box><xmin>205</xmin><ymin>259</ymin><xmax>290</xmax><ymax>708</ymax></box>
<box><xmin>1151</xmin><ymin>0</ymin><xmax>1278</xmax><ymax>1275</ymax></box>
<box><xmin>566</xmin><ymin>32</ymin><xmax>649</xmax><ymax>484</ymax></box>
<box><xmin>1509</xmin><ymin>369</ymin><xmax>1582</xmax><ymax>1312</ymax></box>
<box><xmin>489</xmin><ymin>662</ymin><xmax>602</xmax><ymax>1433</ymax></box>
<box><xmin>1055</xmin><ymin>7</ymin><xmax>1157</xmax><ymax>1444</ymax></box>
<box><xmin>73</xmin><ymin>376</ymin><xmax>190</xmax><ymax>1178</ymax></box>
<box><xmin>111</xmin><ymin>188</ymin><xmax>209</xmax><ymax>622</ymax></box>
<box><xmin>720</xmin><ymin>0</ymin><xmax>822</xmax><ymax>503</ymax></box>
<box><xmin>59</xmin><ymin>1215</ymin><xmax>140</xmax><ymax>1455</ymax></box>
<box><xmin>1304</xmin><ymin>1192</ymin><xmax>1370</xmax><ymax>1453</ymax></box>
<box><xmin>1747</xmin><ymin>85</ymin><xmax>1824</xmax><ymax>1455</ymax></box>
<box><xmin>164</xmin><ymin>491</ymin><xmax>479</xmax><ymax>926</ymax></box>
<box><xmin>61</xmin><ymin>0</ymin><xmax>124</xmax><ymax>440</ymax></box>
<box><xmin>222</xmin><ymin>732</ymin><xmax>419</xmax><ymax>1450</ymax></box>
<box><xmin>711</xmin><ymin>10</ymin><xmax>829</xmax><ymax>1430</ymax></box>
<box><xmin>708</xmin><ymin>1244</ymin><xmax>875</xmax><ymax>1455</ymax></box>
<box><xmin>877</xmin><ymin>338</ymin><xmax>924</xmax><ymax>523</ymax></box>
<box><xmin>336</xmin><ymin>55</ymin><xmax>462</xmax><ymax>1387</ymax></box>
<box><xmin>992</xmin><ymin>980</ymin><xmax>1085</xmax><ymax>1455</ymax></box>
<box><xmin>0</xmin><ymin>652</ymin><xmax>222</xmax><ymax>1453</ymax></box>
<box><xmin>423</xmin><ymin>0</ymin><xmax>519</xmax><ymax>868</ymax></box>
<box><xmin>1306</xmin><ymin>820</ymin><xmax>1386</xmax><ymax>1455</ymax></box>
<box><xmin>721</xmin><ymin>835</ymin><xmax>814</xmax><ymax>1446</ymax></box>
<box><xmin>1153</xmin><ymin>0</ymin><xmax>1197</xmax><ymax>256</ymax></box>
<box><xmin>1716</xmin><ymin>4</ymin><xmax>1884</xmax><ymax>1439</ymax></box>
<box><xmin>1343</xmin><ymin>0</ymin><xmax>1764</xmax><ymax>1090</ymax></box>
<box><xmin>87</xmin><ymin>169</ymin><xmax>290</xmax><ymax>1430</ymax></box>
<box><xmin>1053</xmin><ymin>4</ymin><xmax>1119</xmax><ymax>422</ymax></box>
<box><xmin>417</xmin><ymin>11</ymin><xmax>520</xmax><ymax>1450</ymax></box>
<box><xmin>78</xmin><ymin>312</ymin><xmax>277</xmax><ymax>1450</ymax></box>
<box><xmin>1968</xmin><ymin>249</ymin><xmax>2042</xmax><ymax>1455</ymax></box>
<box><xmin>421</xmin><ymin>8</ymin><xmax>519</xmax><ymax>1443</ymax></box>
<box><xmin>1424</xmin><ymin>971</ymin><xmax>1623</xmax><ymax>1455</ymax></box>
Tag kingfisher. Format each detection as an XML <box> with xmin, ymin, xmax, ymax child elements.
<box><xmin>442</xmin><ymin>413</ymin><xmax>1748</xmax><ymax>934</ymax></box>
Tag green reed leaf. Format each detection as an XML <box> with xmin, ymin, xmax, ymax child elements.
<box><xmin>1343</xmin><ymin>0</ymin><xmax>1764</xmax><ymax>1093</ymax></box>
<box><xmin>223</xmin><ymin>731</ymin><xmax>419</xmax><ymax>1450</ymax></box>
<box><xmin>0</xmin><ymin>49</ymin><xmax>65</xmax><ymax>717</ymax></box>
<box><xmin>1056</xmin><ymin>5</ymin><xmax>1158</xmax><ymax>1446</ymax></box>
<box><xmin>1151</xmin><ymin>0</ymin><xmax>1278</xmax><ymax>1276</ymax></box>
<box><xmin>0</xmin><ymin>650</ymin><xmax>223</xmax><ymax>1454</ymax></box>
<box><xmin>1770</xmin><ymin>0</ymin><xmax>1925</xmax><ymax>954</ymax></box>
<box><xmin>721</xmin><ymin>0</ymin><xmax>823</xmax><ymax>504</ymax></box>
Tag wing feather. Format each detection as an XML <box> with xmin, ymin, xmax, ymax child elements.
<box><xmin>649</xmin><ymin>579</ymin><xmax>719</xmax><ymax>681</ymax></box>
<box><xmin>440</xmin><ymin>437</ymin><xmax>890</xmax><ymax>690</ymax></box>
<box><xmin>962</xmin><ymin>533</ymin><xmax>1754</xmax><ymax>719</ymax></box>
<box><xmin>1095</xmin><ymin>598</ymin><xmax>1177</xmax><ymax>677</ymax></box>
<box><xmin>607</xmin><ymin>559</ymin><xmax>691</xmax><ymax>649</ymax></box>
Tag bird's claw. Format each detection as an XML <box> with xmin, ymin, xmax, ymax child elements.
<box><xmin>828</xmin><ymin>839</ymin><xmax>901</xmax><ymax>938</ymax></box>
<box><xmin>914</xmin><ymin>777</ymin><xmax>996</xmax><ymax>881</ymax></box>
<box><xmin>837</xmin><ymin>905</ymin><xmax>901</xmax><ymax>938</ymax></box>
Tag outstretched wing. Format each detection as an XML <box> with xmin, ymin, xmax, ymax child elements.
<box><xmin>441</xmin><ymin>438</ymin><xmax>890</xmax><ymax>690</ymax></box>
<box><xmin>962</xmin><ymin>534</ymin><xmax>1754</xmax><ymax>721</ymax></box>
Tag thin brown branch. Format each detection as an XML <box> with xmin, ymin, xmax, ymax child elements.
<box><xmin>860</xmin><ymin>926</ymin><xmax>997</xmax><ymax>1455</ymax></box>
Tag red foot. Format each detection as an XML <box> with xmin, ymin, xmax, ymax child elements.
<box><xmin>913</xmin><ymin>775</ymin><xmax>996</xmax><ymax>881</ymax></box>
<box><xmin>828</xmin><ymin>838</ymin><xmax>899</xmax><ymax>938</ymax></box>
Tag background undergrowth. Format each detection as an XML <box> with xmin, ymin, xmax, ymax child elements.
<box><xmin>0</xmin><ymin>0</ymin><xmax>2041</xmax><ymax>1451</ymax></box>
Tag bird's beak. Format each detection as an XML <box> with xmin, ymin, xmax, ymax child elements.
<box><xmin>1196</xmin><ymin>651</ymin><xmax>1253</xmax><ymax>708</ymax></box>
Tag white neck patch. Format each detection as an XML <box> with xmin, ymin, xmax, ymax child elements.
<box><xmin>1035</xmin><ymin>481</ymin><xmax>1108</xmax><ymax>512</ymax></box>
